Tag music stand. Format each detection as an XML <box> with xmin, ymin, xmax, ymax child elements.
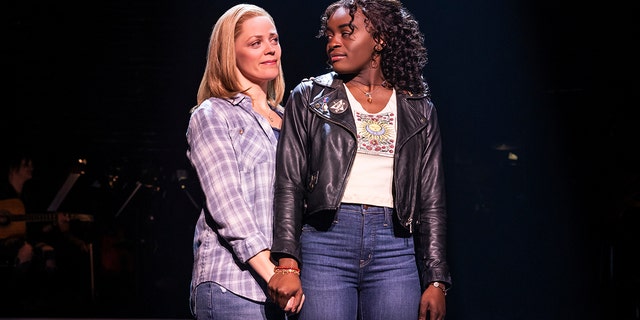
<box><xmin>45</xmin><ymin>159</ymin><xmax>96</xmax><ymax>301</ymax></box>
<box><xmin>47</xmin><ymin>159</ymin><xmax>87</xmax><ymax>212</ymax></box>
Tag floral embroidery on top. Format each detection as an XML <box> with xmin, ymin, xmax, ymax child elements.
<box><xmin>355</xmin><ymin>111</ymin><xmax>396</xmax><ymax>157</ymax></box>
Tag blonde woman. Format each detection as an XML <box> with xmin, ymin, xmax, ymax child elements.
<box><xmin>186</xmin><ymin>4</ymin><xmax>299</xmax><ymax>319</ymax></box>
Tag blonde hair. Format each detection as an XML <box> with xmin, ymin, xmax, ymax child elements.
<box><xmin>196</xmin><ymin>4</ymin><xmax>285</xmax><ymax>107</ymax></box>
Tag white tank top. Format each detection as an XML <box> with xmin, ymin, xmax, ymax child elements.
<box><xmin>341</xmin><ymin>84</ymin><xmax>397</xmax><ymax>208</ymax></box>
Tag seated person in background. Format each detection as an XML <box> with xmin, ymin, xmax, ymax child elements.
<box><xmin>0</xmin><ymin>148</ymin><xmax>90</xmax><ymax>315</ymax></box>
<box><xmin>0</xmin><ymin>149</ymin><xmax>52</xmax><ymax>312</ymax></box>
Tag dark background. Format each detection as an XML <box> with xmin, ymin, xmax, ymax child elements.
<box><xmin>3</xmin><ymin>0</ymin><xmax>638</xmax><ymax>319</ymax></box>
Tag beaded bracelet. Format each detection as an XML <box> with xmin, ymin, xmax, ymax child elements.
<box><xmin>274</xmin><ymin>265</ymin><xmax>300</xmax><ymax>272</ymax></box>
<box><xmin>273</xmin><ymin>266</ymin><xmax>301</xmax><ymax>276</ymax></box>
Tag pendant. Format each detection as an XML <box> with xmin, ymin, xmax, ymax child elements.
<box><xmin>364</xmin><ymin>92</ymin><xmax>373</xmax><ymax>103</ymax></box>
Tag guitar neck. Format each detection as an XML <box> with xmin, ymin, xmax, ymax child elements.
<box><xmin>7</xmin><ymin>213</ymin><xmax>61</xmax><ymax>223</ymax></box>
<box><xmin>1</xmin><ymin>198</ymin><xmax>93</xmax><ymax>240</ymax></box>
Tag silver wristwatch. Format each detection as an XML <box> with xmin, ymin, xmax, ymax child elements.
<box><xmin>431</xmin><ymin>281</ymin><xmax>448</xmax><ymax>296</ymax></box>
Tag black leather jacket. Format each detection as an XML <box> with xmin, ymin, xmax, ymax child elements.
<box><xmin>272</xmin><ymin>72</ymin><xmax>452</xmax><ymax>287</ymax></box>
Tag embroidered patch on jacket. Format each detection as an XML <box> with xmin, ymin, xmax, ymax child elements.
<box><xmin>328</xmin><ymin>99</ymin><xmax>348</xmax><ymax>114</ymax></box>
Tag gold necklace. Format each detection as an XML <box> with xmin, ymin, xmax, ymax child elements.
<box><xmin>256</xmin><ymin>101</ymin><xmax>276</xmax><ymax>123</ymax></box>
<box><xmin>349</xmin><ymin>80</ymin><xmax>387</xmax><ymax>103</ymax></box>
<box><xmin>266</xmin><ymin>109</ymin><xmax>282</xmax><ymax>129</ymax></box>
<box><xmin>266</xmin><ymin>110</ymin><xmax>275</xmax><ymax>123</ymax></box>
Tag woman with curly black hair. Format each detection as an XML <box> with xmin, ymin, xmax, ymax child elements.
<box><xmin>268</xmin><ymin>0</ymin><xmax>452</xmax><ymax>319</ymax></box>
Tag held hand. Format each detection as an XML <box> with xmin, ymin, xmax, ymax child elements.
<box><xmin>418</xmin><ymin>284</ymin><xmax>446</xmax><ymax>320</ymax></box>
<box><xmin>268</xmin><ymin>271</ymin><xmax>304</xmax><ymax>313</ymax></box>
<box><xmin>285</xmin><ymin>293</ymin><xmax>305</xmax><ymax>314</ymax></box>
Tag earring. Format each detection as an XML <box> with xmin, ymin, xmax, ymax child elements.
<box><xmin>370</xmin><ymin>58</ymin><xmax>378</xmax><ymax>69</ymax></box>
<box><xmin>374</xmin><ymin>43</ymin><xmax>383</xmax><ymax>52</ymax></box>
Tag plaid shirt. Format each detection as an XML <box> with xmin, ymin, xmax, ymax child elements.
<box><xmin>187</xmin><ymin>94</ymin><xmax>279</xmax><ymax>302</ymax></box>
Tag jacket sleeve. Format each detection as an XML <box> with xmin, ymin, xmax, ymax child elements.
<box><xmin>271</xmin><ymin>82</ymin><xmax>311</xmax><ymax>264</ymax></box>
<box><xmin>416</xmin><ymin>99</ymin><xmax>452</xmax><ymax>289</ymax></box>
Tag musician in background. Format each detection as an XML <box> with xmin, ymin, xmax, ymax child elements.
<box><xmin>0</xmin><ymin>147</ymin><xmax>89</xmax><ymax>315</ymax></box>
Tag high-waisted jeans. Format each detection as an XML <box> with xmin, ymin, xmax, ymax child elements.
<box><xmin>298</xmin><ymin>203</ymin><xmax>421</xmax><ymax>320</ymax></box>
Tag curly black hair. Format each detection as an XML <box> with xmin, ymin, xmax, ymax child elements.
<box><xmin>318</xmin><ymin>0</ymin><xmax>429</xmax><ymax>95</ymax></box>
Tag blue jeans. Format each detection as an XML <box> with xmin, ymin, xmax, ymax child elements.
<box><xmin>192</xmin><ymin>282</ymin><xmax>286</xmax><ymax>320</ymax></box>
<box><xmin>299</xmin><ymin>204</ymin><xmax>421</xmax><ymax>320</ymax></box>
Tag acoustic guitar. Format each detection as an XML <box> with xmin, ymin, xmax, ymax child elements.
<box><xmin>0</xmin><ymin>198</ymin><xmax>93</xmax><ymax>239</ymax></box>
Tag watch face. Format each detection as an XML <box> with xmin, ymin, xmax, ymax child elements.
<box><xmin>432</xmin><ymin>282</ymin><xmax>447</xmax><ymax>295</ymax></box>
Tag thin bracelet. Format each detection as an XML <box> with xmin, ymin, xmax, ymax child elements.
<box><xmin>273</xmin><ymin>268</ymin><xmax>300</xmax><ymax>276</ymax></box>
